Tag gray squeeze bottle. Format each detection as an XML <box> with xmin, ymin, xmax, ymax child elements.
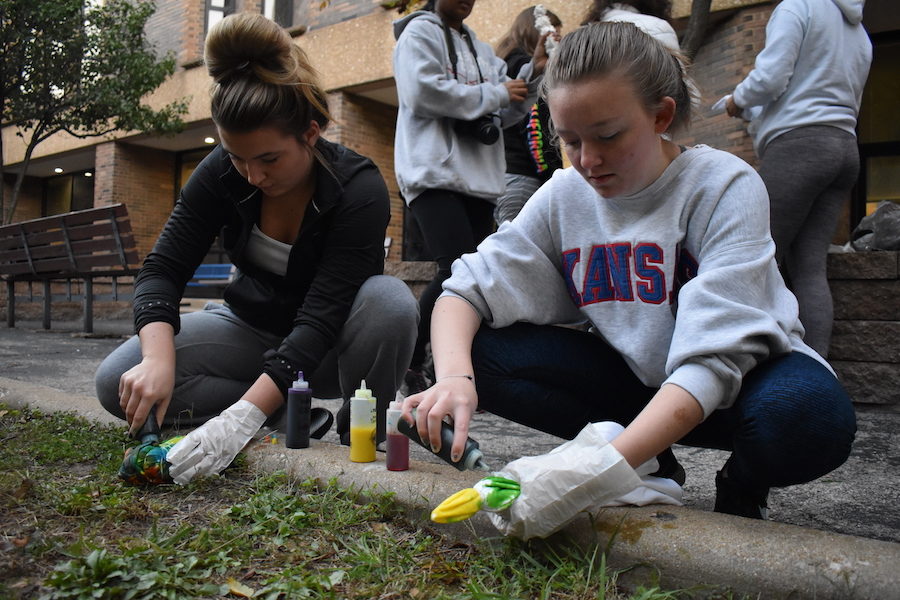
<box><xmin>397</xmin><ymin>409</ymin><xmax>490</xmax><ymax>472</ymax></box>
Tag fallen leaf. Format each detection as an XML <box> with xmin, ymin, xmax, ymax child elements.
<box><xmin>12</xmin><ymin>479</ymin><xmax>33</xmax><ymax>500</ymax></box>
<box><xmin>226</xmin><ymin>577</ymin><xmax>255</xmax><ymax>597</ymax></box>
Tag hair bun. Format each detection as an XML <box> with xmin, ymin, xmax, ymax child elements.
<box><xmin>205</xmin><ymin>12</ymin><xmax>294</xmax><ymax>84</ymax></box>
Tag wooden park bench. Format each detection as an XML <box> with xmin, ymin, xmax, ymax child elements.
<box><xmin>0</xmin><ymin>203</ymin><xmax>140</xmax><ymax>333</ymax></box>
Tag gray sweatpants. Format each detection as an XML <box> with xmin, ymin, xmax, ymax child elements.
<box><xmin>95</xmin><ymin>275</ymin><xmax>418</xmax><ymax>441</ymax></box>
<box><xmin>494</xmin><ymin>173</ymin><xmax>543</xmax><ymax>225</ymax></box>
<box><xmin>758</xmin><ymin>125</ymin><xmax>860</xmax><ymax>358</ymax></box>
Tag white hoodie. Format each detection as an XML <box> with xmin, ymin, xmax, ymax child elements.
<box><xmin>732</xmin><ymin>0</ymin><xmax>872</xmax><ymax>156</ymax></box>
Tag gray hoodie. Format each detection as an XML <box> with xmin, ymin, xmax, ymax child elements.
<box><xmin>392</xmin><ymin>11</ymin><xmax>538</xmax><ymax>204</ymax></box>
<box><xmin>732</xmin><ymin>0</ymin><xmax>872</xmax><ymax>155</ymax></box>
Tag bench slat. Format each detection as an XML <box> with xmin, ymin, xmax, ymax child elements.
<box><xmin>1</xmin><ymin>203</ymin><xmax>139</xmax><ymax>332</ymax></box>
<box><xmin>0</xmin><ymin>220</ymin><xmax>134</xmax><ymax>250</ymax></box>
<box><xmin>0</xmin><ymin>234</ymin><xmax>138</xmax><ymax>264</ymax></box>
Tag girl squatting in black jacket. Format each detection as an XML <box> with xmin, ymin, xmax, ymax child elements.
<box><xmin>96</xmin><ymin>12</ymin><xmax>417</xmax><ymax>483</ymax></box>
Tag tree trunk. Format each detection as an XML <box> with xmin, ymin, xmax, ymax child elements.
<box><xmin>681</xmin><ymin>0</ymin><xmax>712</xmax><ymax>61</ymax></box>
<box><xmin>3</xmin><ymin>128</ymin><xmax>43</xmax><ymax>225</ymax></box>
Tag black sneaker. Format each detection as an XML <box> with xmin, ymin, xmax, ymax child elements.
<box><xmin>402</xmin><ymin>368</ymin><xmax>431</xmax><ymax>397</ymax></box>
<box><xmin>649</xmin><ymin>446</ymin><xmax>686</xmax><ymax>486</ymax></box>
<box><xmin>714</xmin><ymin>464</ymin><xmax>769</xmax><ymax>520</ymax></box>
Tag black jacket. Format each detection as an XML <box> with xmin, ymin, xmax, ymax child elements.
<box><xmin>133</xmin><ymin>138</ymin><xmax>390</xmax><ymax>396</ymax></box>
<box><xmin>502</xmin><ymin>48</ymin><xmax>563</xmax><ymax>180</ymax></box>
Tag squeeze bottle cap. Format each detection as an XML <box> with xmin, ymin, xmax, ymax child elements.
<box><xmin>353</xmin><ymin>379</ymin><xmax>373</xmax><ymax>400</ymax></box>
<box><xmin>463</xmin><ymin>447</ymin><xmax>490</xmax><ymax>472</ymax></box>
<box><xmin>388</xmin><ymin>399</ymin><xmax>402</xmax><ymax>411</ymax></box>
<box><xmin>292</xmin><ymin>371</ymin><xmax>309</xmax><ymax>389</ymax></box>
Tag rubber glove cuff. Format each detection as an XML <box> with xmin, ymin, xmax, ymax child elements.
<box><xmin>488</xmin><ymin>422</ymin><xmax>642</xmax><ymax>540</ymax></box>
<box><xmin>166</xmin><ymin>399</ymin><xmax>267</xmax><ymax>485</ymax></box>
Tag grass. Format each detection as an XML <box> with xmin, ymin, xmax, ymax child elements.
<box><xmin>0</xmin><ymin>404</ymin><xmax>742</xmax><ymax>599</ymax></box>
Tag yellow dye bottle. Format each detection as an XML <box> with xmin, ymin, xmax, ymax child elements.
<box><xmin>349</xmin><ymin>380</ymin><xmax>376</xmax><ymax>463</ymax></box>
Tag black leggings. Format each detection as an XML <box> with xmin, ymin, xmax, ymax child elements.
<box><xmin>408</xmin><ymin>189</ymin><xmax>494</xmax><ymax>368</ymax></box>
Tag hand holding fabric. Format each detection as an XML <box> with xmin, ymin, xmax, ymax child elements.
<box><xmin>488</xmin><ymin>422</ymin><xmax>682</xmax><ymax>540</ymax></box>
<box><xmin>166</xmin><ymin>399</ymin><xmax>267</xmax><ymax>485</ymax></box>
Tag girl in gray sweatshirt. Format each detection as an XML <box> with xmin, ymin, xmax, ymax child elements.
<box><xmin>402</xmin><ymin>22</ymin><xmax>855</xmax><ymax>534</ymax></box>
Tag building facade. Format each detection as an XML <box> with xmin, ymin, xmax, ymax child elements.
<box><xmin>2</xmin><ymin>0</ymin><xmax>898</xmax><ymax>263</ymax></box>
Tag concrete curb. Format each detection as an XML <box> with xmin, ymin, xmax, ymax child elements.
<box><xmin>249</xmin><ymin>443</ymin><xmax>900</xmax><ymax>600</ymax></box>
<box><xmin>4</xmin><ymin>377</ymin><xmax>899</xmax><ymax>599</ymax></box>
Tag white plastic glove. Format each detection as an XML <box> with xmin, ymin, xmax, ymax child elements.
<box><xmin>166</xmin><ymin>399</ymin><xmax>267</xmax><ymax>485</ymax></box>
<box><xmin>711</xmin><ymin>94</ymin><xmax>763</xmax><ymax>123</ymax></box>
<box><xmin>488</xmin><ymin>421</ymin><xmax>681</xmax><ymax>540</ymax></box>
<box><xmin>710</xmin><ymin>94</ymin><xmax>731</xmax><ymax>115</ymax></box>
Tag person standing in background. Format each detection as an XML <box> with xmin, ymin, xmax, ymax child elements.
<box><xmin>392</xmin><ymin>0</ymin><xmax>549</xmax><ymax>395</ymax></box>
<box><xmin>493</xmin><ymin>6</ymin><xmax>564</xmax><ymax>225</ymax></box>
<box><xmin>582</xmin><ymin>0</ymin><xmax>679</xmax><ymax>51</ymax></box>
<box><xmin>725</xmin><ymin>0</ymin><xmax>872</xmax><ymax>358</ymax></box>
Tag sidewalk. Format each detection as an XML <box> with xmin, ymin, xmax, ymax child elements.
<box><xmin>1</xmin><ymin>318</ymin><xmax>899</xmax><ymax>598</ymax></box>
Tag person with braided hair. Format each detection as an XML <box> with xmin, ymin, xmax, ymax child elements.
<box><xmin>492</xmin><ymin>5</ymin><xmax>564</xmax><ymax>226</ymax></box>
<box><xmin>96</xmin><ymin>12</ymin><xmax>418</xmax><ymax>482</ymax></box>
<box><xmin>403</xmin><ymin>22</ymin><xmax>855</xmax><ymax>531</ymax></box>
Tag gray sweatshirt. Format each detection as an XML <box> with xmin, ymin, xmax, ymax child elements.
<box><xmin>443</xmin><ymin>145</ymin><xmax>831</xmax><ymax>417</ymax></box>
<box><xmin>392</xmin><ymin>11</ymin><xmax>538</xmax><ymax>204</ymax></box>
<box><xmin>732</xmin><ymin>0</ymin><xmax>872</xmax><ymax>156</ymax></box>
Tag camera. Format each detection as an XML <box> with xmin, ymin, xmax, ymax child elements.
<box><xmin>454</xmin><ymin>114</ymin><xmax>500</xmax><ymax>145</ymax></box>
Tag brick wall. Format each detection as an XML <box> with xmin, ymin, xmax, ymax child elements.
<box><xmin>94</xmin><ymin>142</ymin><xmax>176</xmax><ymax>258</ymax></box>
<box><xmin>327</xmin><ymin>91</ymin><xmax>403</xmax><ymax>261</ymax></box>
<box><xmin>146</xmin><ymin>0</ymin><xmax>204</xmax><ymax>67</ymax></box>
<box><xmin>676</xmin><ymin>4</ymin><xmax>769</xmax><ymax>165</ymax></box>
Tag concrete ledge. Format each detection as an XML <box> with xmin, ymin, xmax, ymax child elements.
<box><xmin>0</xmin><ymin>376</ymin><xmax>120</xmax><ymax>426</ymax></box>
<box><xmin>248</xmin><ymin>442</ymin><xmax>900</xmax><ymax>600</ymax></box>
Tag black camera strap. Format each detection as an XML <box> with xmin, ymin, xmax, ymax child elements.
<box><xmin>442</xmin><ymin>21</ymin><xmax>485</xmax><ymax>84</ymax></box>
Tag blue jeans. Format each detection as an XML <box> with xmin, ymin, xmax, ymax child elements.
<box><xmin>471</xmin><ymin>322</ymin><xmax>856</xmax><ymax>492</ymax></box>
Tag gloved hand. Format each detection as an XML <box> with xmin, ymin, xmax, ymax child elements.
<box><xmin>487</xmin><ymin>421</ymin><xmax>644</xmax><ymax>540</ymax></box>
<box><xmin>166</xmin><ymin>400</ymin><xmax>267</xmax><ymax>485</ymax></box>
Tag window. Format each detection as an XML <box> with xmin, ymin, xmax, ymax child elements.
<box><xmin>206</xmin><ymin>0</ymin><xmax>235</xmax><ymax>33</ymax></box>
<box><xmin>855</xmin><ymin>33</ymin><xmax>900</xmax><ymax>223</ymax></box>
<box><xmin>264</xmin><ymin>0</ymin><xmax>294</xmax><ymax>28</ymax></box>
<box><xmin>43</xmin><ymin>171</ymin><xmax>95</xmax><ymax>216</ymax></box>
